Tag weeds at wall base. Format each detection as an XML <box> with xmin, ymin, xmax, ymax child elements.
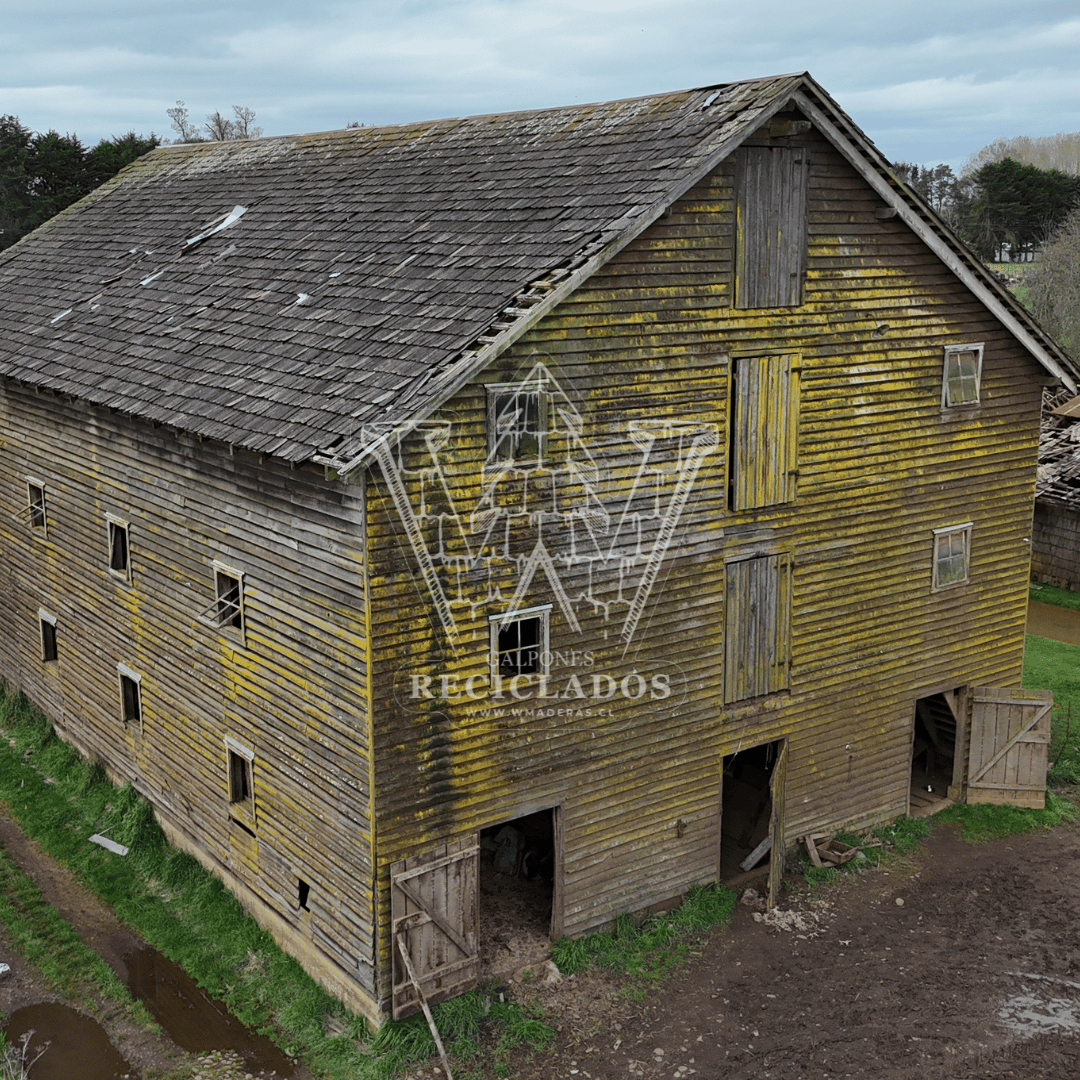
<box><xmin>0</xmin><ymin>681</ymin><xmax>559</xmax><ymax>1079</ymax></box>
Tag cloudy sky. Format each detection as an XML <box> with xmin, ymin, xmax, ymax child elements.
<box><xmin>5</xmin><ymin>0</ymin><xmax>1080</xmax><ymax>170</ymax></box>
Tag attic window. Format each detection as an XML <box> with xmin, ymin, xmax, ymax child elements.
<box><xmin>942</xmin><ymin>344</ymin><xmax>983</xmax><ymax>407</ymax></box>
<box><xmin>487</xmin><ymin>384</ymin><xmax>547</xmax><ymax>464</ymax></box>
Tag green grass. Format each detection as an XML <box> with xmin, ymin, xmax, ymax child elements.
<box><xmin>550</xmin><ymin>882</ymin><xmax>736</xmax><ymax>982</ymax></box>
<box><xmin>0</xmin><ymin>841</ymin><xmax>155</xmax><ymax>1029</ymax></box>
<box><xmin>0</xmin><ymin>683</ymin><xmax>549</xmax><ymax>1079</ymax></box>
<box><xmin>933</xmin><ymin>793</ymin><xmax>1078</xmax><ymax>843</ymax></box>
<box><xmin>1029</xmin><ymin>580</ymin><xmax>1080</xmax><ymax>613</ymax></box>
<box><xmin>1023</xmin><ymin>632</ymin><xmax>1080</xmax><ymax>783</ymax></box>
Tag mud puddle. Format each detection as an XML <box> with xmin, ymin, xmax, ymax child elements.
<box><xmin>1027</xmin><ymin>597</ymin><xmax>1080</xmax><ymax>645</ymax></box>
<box><xmin>123</xmin><ymin>946</ymin><xmax>294</xmax><ymax>1076</ymax></box>
<box><xmin>0</xmin><ymin>814</ymin><xmax>301</xmax><ymax>1078</ymax></box>
<box><xmin>3</xmin><ymin>1002</ymin><xmax>132</xmax><ymax>1080</ymax></box>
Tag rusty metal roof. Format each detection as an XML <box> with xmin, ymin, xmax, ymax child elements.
<box><xmin>0</xmin><ymin>72</ymin><xmax>1073</xmax><ymax>466</ymax></box>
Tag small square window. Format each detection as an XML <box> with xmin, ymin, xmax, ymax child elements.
<box><xmin>39</xmin><ymin>610</ymin><xmax>57</xmax><ymax>663</ymax></box>
<box><xmin>490</xmin><ymin>606</ymin><xmax>550</xmax><ymax>685</ymax></box>
<box><xmin>225</xmin><ymin>736</ymin><xmax>256</xmax><ymax>831</ymax></box>
<box><xmin>200</xmin><ymin>563</ymin><xmax>244</xmax><ymax>635</ymax></box>
<box><xmin>942</xmin><ymin>344</ymin><xmax>983</xmax><ymax>407</ymax></box>
<box><xmin>487</xmin><ymin>385</ymin><xmax>547</xmax><ymax>464</ymax></box>
<box><xmin>118</xmin><ymin>665</ymin><xmax>142</xmax><ymax>726</ymax></box>
<box><xmin>107</xmin><ymin>517</ymin><xmax>130</xmax><ymax>580</ymax></box>
<box><xmin>932</xmin><ymin>523</ymin><xmax>972</xmax><ymax>590</ymax></box>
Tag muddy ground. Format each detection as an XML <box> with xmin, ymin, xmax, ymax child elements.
<box><xmin>443</xmin><ymin>815</ymin><xmax>1080</xmax><ymax>1080</ymax></box>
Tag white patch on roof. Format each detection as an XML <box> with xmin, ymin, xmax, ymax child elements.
<box><xmin>50</xmin><ymin>308</ymin><xmax>72</xmax><ymax>324</ymax></box>
<box><xmin>185</xmin><ymin>205</ymin><xmax>247</xmax><ymax>248</ymax></box>
<box><xmin>140</xmin><ymin>270</ymin><xmax>164</xmax><ymax>286</ymax></box>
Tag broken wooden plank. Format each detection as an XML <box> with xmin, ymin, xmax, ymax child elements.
<box><xmin>396</xmin><ymin>932</ymin><xmax>455</xmax><ymax>1080</ymax></box>
<box><xmin>740</xmin><ymin>834</ymin><xmax>772</xmax><ymax>872</ymax></box>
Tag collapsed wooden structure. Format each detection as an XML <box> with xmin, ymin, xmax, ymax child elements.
<box><xmin>0</xmin><ymin>73</ymin><xmax>1072</xmax><ymax>1023</ymax></box>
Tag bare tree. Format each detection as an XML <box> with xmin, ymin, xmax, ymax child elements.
<box><xmin>1028</xmin><ymin>208</ymin><xmax>1080</xmax><ymax>360</ymax></box>
<box><xmin>230</xmin><ymin>105</ymin><xmax>262</xmax><ymax>139</ymax></box>
<box><xmin>166</xmin><ymin>102</ymin><xmax>262</xmax><ymax>143</ymax></box>
<box><xmin>166</xmin><ymin>101</ymin><xmax>202</xmax><ymax>143</ymax></box>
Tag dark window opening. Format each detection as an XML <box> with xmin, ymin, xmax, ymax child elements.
<box><xmin>109</xmin><ymin>520</ymin><xmax>130</xmax><ymax>576</ymax></box>
<box><xmin>27</xmin><ymin>483</ymin><xmax>46</xmax><ymax>530</ymax></box>
<box><xmin>120</xmin><ymin>673</ymin><xmax>141</xmax><ymax>726</ymax></box>
<box><xmin>298</xmin><ymin>879</ymin><xmax>311</xmax><ymax>911</ymax></box>
<box><xmin>229</xmin><ymin>750</ymin><xmax>251</xmax><ymax>804</ymax></box>
<box><xmin>215</xmin><ymin>571</ymin><xmax>243</xmax><ymax>630</ymax></box>
<box><xmin>489</xmin><ymin>388</ymin><xmax>545</xmax><ymax>463</ymax></box>
<box><xmin>910</xmin><ymin>692</ymin><xmax>959</xmax><ymax>816</ymax></box>
<box><xmin>40</xmin><ymin>616</ymin><xmax>57</xmax><ymax>663</ymax></box>
<box><xmin>720</xmin><ymin>741</ymin><xmax>779</xmax><ymax>882</ymax></box>
<box><xmin>478</xmin><ymin>808</ymin><xmax>556</xmax><ymax>981</ymax></box>
<box><xmin>497</xmin><ymin>616</ymin><xmax>542</xmax><ymax>677</ymax></box>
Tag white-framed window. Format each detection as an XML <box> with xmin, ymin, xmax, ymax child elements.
<box><xmin>225</xmin><ymin>735</ymin><xmax>256</xmax><ymax>831</ymax></box>
<box><xmin>486</xmin><ymin>383</ymin><xmax>548</xmax><ymax>464</ymax></box>
<box><xmin>941</xmin><ymin>343</ymin><xmax>983</xmax><ymax>408</ymax></box>
<box><xmin>106</xmin><ymin>514</ymin><xmax>131</xmax><ymax>581</ymax></box>
<box><xmin>117</xmin><ymin>663</ymin><xmax>142</xmax><ymax>727</ymax></box>
<box><xmin>490</xmin><ymin>605</ymin><xmax>550</xmax><ymax>683</ymax></box>
<box><xmin>932</xmin><ymin>523</ymin><xmax>972</xmax><ymax>590</ymax></box>
<box><xmin>39</xmin><ymin>609</ymin><xmax>57</xmax><ymax>663</ymax></box>
<box><xmin>199</xmin><ymin>561</ymin><xmax>245</xmax><ymax>638</ymax></box>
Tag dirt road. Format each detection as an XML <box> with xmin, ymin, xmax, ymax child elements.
<box><xmin>493</xmin><ymin>817</ymin><xmax>1080</xmax><ymax>1080</ymax></box>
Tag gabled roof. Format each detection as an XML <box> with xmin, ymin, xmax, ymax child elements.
<box><xmin>0</xmin><ymin>73</ymin><xmax>1073</xmax><ymax>469</ymax></box>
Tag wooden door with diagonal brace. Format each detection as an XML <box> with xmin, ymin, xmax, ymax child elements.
<box><xmin>968</xmin><ymin>687</ymin><xmax>1053</xmax><ymax>809</ymax></box>
<box><xmin>391</xmin><ymin>838</ymin><xmax>479</xmax><ymax>1019</ymax></box>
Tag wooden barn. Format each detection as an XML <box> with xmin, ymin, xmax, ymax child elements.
<box><xmin>0</xmin><ymin>72</ymin><xmax>1073</xmax><ymax>1024</ymax></box>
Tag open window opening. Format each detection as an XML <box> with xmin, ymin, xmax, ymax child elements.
<box><xmin>107</xmin><ymin>516</ymin><xmax>130</xmax><ymax>579</ymax></box>
<box><xmin>297</xmin><ymin>878</ymin><xmax>311</xmax><ymax>912</ymax></box>
<box><xmin>118</xmin><ymin>665</ymin><xmax>141</xmax><ymax>728</ymax></box>
<box><xmin>39</xmin><ymin>610</ymin><xmax>57</xmax><ymax>663</ymax></box>
<box><xmin>200</xmin><ymin>562</ymin><xmax>245</xmax><ymax>636</ymax></box>
<box><xmin>478</xmin><ymin>808</ymin><xmax>556</xmax><ymax>980</ymax></box>
<box><xmin>225</xmin><ymin>736</ymin><xmax>256</xmax><ymax>834</ymax></box>
<box><xmin>720</xmin><ymin>740</ymin><xmax>782</xmax><ymax>883</ymax></box>
<box><xmin>910</xmin><ymin>692</ymin><xmax>960</xmax><ymax>816</ymax></box>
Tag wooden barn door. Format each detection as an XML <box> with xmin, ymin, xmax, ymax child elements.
<box><xmin>968</xmin><ymin>687</ymin><xmax>1053</xmax><ymax>809</ymax></box>
<box><xmin>391</xmin><ymin>838</ymin><xmax>479</xmax><ymax>1019</ymax></box>
<box><xmin>767</xmin><ymin>741</ymin><xmax>788</xmax><ymax>910</ymax></box>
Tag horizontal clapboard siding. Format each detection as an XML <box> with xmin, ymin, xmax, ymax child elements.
<box><xmin>0</xmin><ymin>387</ymin><xmax>378</xmax><ymax>1014</ymax></box>
<box><xmin>366</xmin><ymin>127</ymin><xmax>1042</xmax><ymax>1004</ymax></box>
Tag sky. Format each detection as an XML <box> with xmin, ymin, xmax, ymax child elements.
<box><xmin>4</xmin><ymin>0</ymin><xmax>1080</xmax><ymax>171</ymax></box>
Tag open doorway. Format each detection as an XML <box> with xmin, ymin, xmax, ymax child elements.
<box><xmin>478</xmin><ymin>808</ymin><xmax>556</xmax><ymax>980</ymax></box>
<box><xmin>910</xmin><ymin>692</ymin><xmax>959</xmax><ymax>816</ymax></box>
<box><xmin>720</xmin><ymin>740</ymin><xmax>782</xmax><ymax>883</ymax></box>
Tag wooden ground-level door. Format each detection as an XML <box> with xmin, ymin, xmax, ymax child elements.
<box><xmin>767</xmin><ymin>740</ymin><xmax>788</xmax><ymax>909</ymax></box>
<box><xmin>391</xmin><ymin>838</ymin><xmax>479</xmax><ymax>1019</ymax></box>
<box><xmin>967</xmin><ymin>687</ymin><xmax>1053</xmax><ymax>809</ymax></box>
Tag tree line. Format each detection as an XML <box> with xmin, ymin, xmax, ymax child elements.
<box><xmin>0</xmin><ymin>118</ymin><xmax>159</xmax><ymax>251</ymax></box>
<box><xmin>0</xmin><ymin>103</ymin><xmax>263</xmax><ymax>253</ymax></box>
<box><xmin>895</xmin><ymin>157</ymin><xmax>1080</xmax><ymax>262</ymax></box>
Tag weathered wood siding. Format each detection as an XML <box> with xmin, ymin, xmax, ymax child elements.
<box><xmin>1030</xmin><ymin>500</ymin><xmax>1080</xmax><ymax>590</ymax></box>
<box><xmin>365</xmin><ymin>119</ymin><xmax>1044</xmax><ymax>1008</ymax></box>
<box><xmin>0</xmin><ymin>385</ymin><xmax>378</xmax><ymax>1016</ymax></box>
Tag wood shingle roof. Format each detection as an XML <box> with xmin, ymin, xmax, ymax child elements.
<box><xmin>0</xmin><ymin>72</ymin><xmax>1073</xmax><ymax>466</ymax></box>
